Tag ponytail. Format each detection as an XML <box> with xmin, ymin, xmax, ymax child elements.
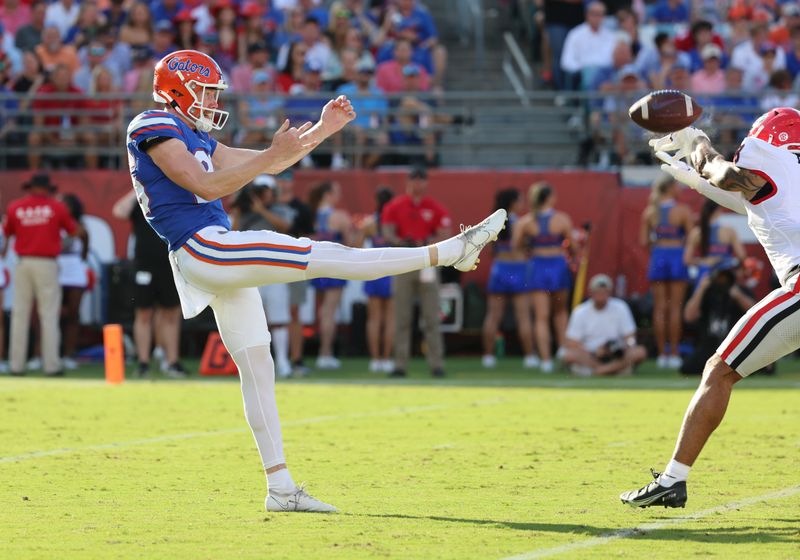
<box><xmin>308</xmin><ymin>181</ymin><xmax>332</xmax><ymax>218</ymax></box>
<box><xmin>528</xmin><ymin>181</ymin><xmax>552</xmax><ymax>214</ymax></box>
<box><xmin>647</xmin><ymin>173</ymin><xmax>674</xmax><ymax>225</ymax></box>
<box><xmin>699</xmin><ymin>199</ymin><xmax>718</xmax><ymax>257</ymax></box>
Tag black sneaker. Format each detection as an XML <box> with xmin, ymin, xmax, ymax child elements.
<box><xmin>389</xmin><ymin>368</ymin><xmax>407</xmax><ymax>378</ymax></box>
<box><xmin>137</xmin><ymin>361</ymin><xmax>150</xmax><ymax>378</ymax></box>
<box><xmin>431</xmin><ymin>368</ymin><xmax>446</xmax><ymax>378</ymax></box>
<box><xmin>620</xmin><ymin>469</ymin><xmax>687</xmax><ymax>508</ymax></box>
<box><xmin>163</xmin><ymin>362</ymin><xmax>189</xmax><ymax>379</ymax></box>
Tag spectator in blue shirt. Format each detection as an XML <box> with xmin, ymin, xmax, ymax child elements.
<box><xmin>785</xmin><ymin>25</ymin><xmax>800</xmax><ymax>79</ymax></box>
<box><xmin>149</xmin><ymin>0</ymin><xmax>183</xmax><ymax>27</ymax></box>
<box><xmin>651</xmin><ymin>0</ymin><xmax>689</xmax><ymax>23</ymax></box>
<box><xmin>333</xmin><ymin>58</ymin><xmax>388</xmax><ymax>168</ymax></box>
<box><xmin>385</xmin><ymin>0</ymin><xmax>445</xmax><ymax>90</ymax></box>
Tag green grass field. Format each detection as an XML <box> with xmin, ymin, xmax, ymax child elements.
<box><xmin>2</xmin><ymin>358</ymin><xmax>799</xmax><ymax>559</ymax></box>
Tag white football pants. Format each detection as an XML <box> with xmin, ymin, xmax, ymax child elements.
<box><xmin>175</xmin><ymin>226</ymin><xmax>432</xmax><ymax>469</ymax></box>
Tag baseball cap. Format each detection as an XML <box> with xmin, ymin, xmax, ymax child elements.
<box><xmin>23</xmin><ymin>173</ymin><xmax>56</xmax><ymax>191</ymax></box>
<box><xmin>154</xmin><ymin>19</ymin><xmax>174</xmax><ymax>33</ymax></box>
<box><xmin>132</xmin><ymin>45</ymin><xmax>153</xmax><ymax>61</ymax></box>
<box><xmin>199</xmin><ymin>32</ymin><xmax>219</xmax><ymax>45</ymax></box>
<box><xmin>356</xmin><ymin>58</ymin><xmax>375</xmax><ymax>73</ymax></box>
<box><xmin>409</xmin><ymin>165</ymin><xmax>427</xmax><ymax>179</ymax></box>
<box><xmin>616</xmin><ymin>64</ymin><xmax>639</xmax><ymax>81</ymax></box>
<box><xmin>402</xmin><ymin>63</ymin><xmax>421</xmax><ymax>77</ymax></box>
<box><xmin>589</xmin><ymin>274</ymin><xmax>613</xmax><ymax>290</ymax></box>
<box><xmin>253</xmin><ymin>174</ymin><xmax>277</xmax><ymax>189</ymax></box>
<box><xmin>701</xmin><ymin>43</ymin><xmax>722</xmax><ymax>60</ymax></box>
<box><xmin>671</xmin><ymin>58</ymin><xmax>690</xmax><ymax>72</ymax></box>
<box><xmin>247</xmin><ymin>40</ymin><xmax>269</xmax><ymax>55</ymax></box>
<box><xmin>760</xmin><ymin>41</ymin><xmax>777</xmax><ymax>55</ymax></box>
<box><xmin>88</xmin><ymin>44</ymin><xmax>106</xmax><ymax>57</ymax></box>
<box><xmin>303</xmin><ymin>60</ymin><xmax>323</xmax><ymax>73</ymax></box>
<box><xmin>252</xmin><ymin>69</ymin><xmax>271</xmax><ymax>84</ymax></box>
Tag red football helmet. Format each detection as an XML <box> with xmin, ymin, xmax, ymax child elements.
<box><xmin>153</xmin><ymin>50</ymin><xmax>229</xmax><ymax>132</ymax></box>
<box><xmin>747</xmin><ymin>107</ymin><xmax>800</xmax><ymax>151</ymax></box>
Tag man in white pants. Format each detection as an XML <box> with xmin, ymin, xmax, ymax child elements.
<box><xmin>126</xmin><ymin>49</ymin><xmax>506</xmax><ymax>513</ymax></box>
<box><xmin>621</xmin><ymin>107</ymin><xmax>800</xmax><ymax>508</ymax></box>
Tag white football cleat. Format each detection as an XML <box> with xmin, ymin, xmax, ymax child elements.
<box><xmin>481</xmin><ymin>354</ymin><xmax>496</xmax><ymax>368</ymax></box>
<box><xmin>266</xmin><ymin>486</ymin><xmax>338</xmax><ymax>513</ymax></box>
<box><xmin>452</xmin><ymin>209</ymin><xmax>507</xmax><ymax>272</ymax></box>
<box><xmin>315</xmin><ymin>356</ymin><xmax>341</xmax><ymax>370</ymax></box>
<box><xmin>368</xmin><ymin>359</ymin><xmax>382</xmax><ymax>373</ymax></box>
<box><xmin>523</xmin><ymin>355</ymin><xmax>540</xmax><ymax>369</ymax></box>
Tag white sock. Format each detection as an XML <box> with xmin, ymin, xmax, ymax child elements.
<box><xmin>267</xmin><ymin>467</ymin><xmax>297</xmax><ymax>495</ymax></box>
<box><xmin>306</xmin><ymin>241</ymin><xmax>429</xmax><ymax>280</ymax></box>
<box><xmin>659</xmin><ymin>459</ymin><xmax>690</xmax><ymax>487</ymax></box>
<box><xmin>271</xmin><ymin>327</ymin><xmax>289</xmax><ymax>367</ymax></box>
<box><xmin>434</xmin><ymin>235</ymin><xmax>464</xmax><ymax>267</ymax></box>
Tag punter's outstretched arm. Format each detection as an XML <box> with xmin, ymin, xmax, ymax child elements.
<box><xmin>149</xmin><ymin>120</ymin><xmax>318</xmax><ymax>201</ymax></box>
<box><xmin>212</xmin><ymin>96</ymin><xmax>357</xmax><ymax>174</ymax></box>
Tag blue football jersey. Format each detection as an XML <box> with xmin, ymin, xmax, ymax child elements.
<box><xmin>126</xmin><ymin>110</ymin><xmax>231</xmax><ymax>251</ymax></box>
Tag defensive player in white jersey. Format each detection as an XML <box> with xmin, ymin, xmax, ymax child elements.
<box><xmin>621</xmin><ymin>107</ymin><xmax>800</xmax><ymax>508</ymax></box>
<box><xmin>126</xmin><ymin>50</ymin><xmax>507</xmax><ymax>513</ymax></box>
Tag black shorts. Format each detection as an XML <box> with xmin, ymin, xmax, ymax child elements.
<box><xmin>133</xmin><ymin>263</ymin><xmax>179</xmax><ymax>309</ymax></box>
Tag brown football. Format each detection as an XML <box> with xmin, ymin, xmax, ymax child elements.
<box><xmin>628</xmin><ymin>90</ymin><xmax>703</xmax><ymax>133</ymax></box>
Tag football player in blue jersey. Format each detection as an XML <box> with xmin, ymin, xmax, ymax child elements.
<box><xmin>126</xmin><ymin>49</ymin><xmax>507</xmax><ymax>513</ymax></box>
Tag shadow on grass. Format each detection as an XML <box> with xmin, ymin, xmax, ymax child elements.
<box><xmin>349</xmin><ymin>513</ymin><xmax>799</xmax><ymax>544</ymax></box>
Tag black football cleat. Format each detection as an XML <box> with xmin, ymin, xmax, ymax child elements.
<box><xmin>620</xmin><ymin>469</ymin><xmax>687</xmax><ymax>508</ymax></box>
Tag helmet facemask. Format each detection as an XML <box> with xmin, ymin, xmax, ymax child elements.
<box><xmin>184</xmin><ymin>79</ymin><xmax>229</xmax><ymax>132</ymax></box>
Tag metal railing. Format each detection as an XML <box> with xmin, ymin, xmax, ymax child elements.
<box><xmin>0</xmin><ymin>90</ymin><xmax>771</xmax><ymax>170</ymax></box>
<box><xmin>502</xmin><ymin>32</ymin><xmax>534</xmax><ymax>106</ymax></box>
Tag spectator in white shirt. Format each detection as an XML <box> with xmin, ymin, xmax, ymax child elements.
<box><xmin>44</xmin><ymin>0</ymin><xmax>79</xmax><ymax>39</ymax></box>
<box><xmin>563</xmin><ymin>274</ymin><xmax>646</xmax><ymax>376</ymax></box>
<box><xmin>732</xmin><ymin>23</ymin><xmax>786</xmax><ymax>92</ymax></box>
<box><xmin>560</xmin><ymin>1</ymin><xmax>617</xmax><ymax>90</ymax></box>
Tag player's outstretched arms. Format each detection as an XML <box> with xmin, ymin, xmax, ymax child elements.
<box><xmin>148</xmin><ymin>138</ymin><xmax>287</xmax><ymax>201</ymax></box>
<box><xmin>689</xmin><ymin>139</ymin><xmax>766</xmax><ymax>200</ymax></box>
<box><xmin>655</xmin><ymin>150</ymin><xmax>746</xmax><ymax>214</ymax></box>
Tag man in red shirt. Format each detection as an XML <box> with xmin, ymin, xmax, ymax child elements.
<box><xmin>27</xmin><ymin>64</ymin><xmax>96</xmax><ymax>169</ymax></box>
<box><xmin>3</xmin><ymin>173</ymin><xmax>77</xmax><ymax>376</ymax></box>
<box><xmin>381</xmin><ymin>166</ymin><xmax>451</xmax><ymax>377</ymax></box>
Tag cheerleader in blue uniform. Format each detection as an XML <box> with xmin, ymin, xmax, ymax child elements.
<box><xmin>481</xmin><ymin>188</ymin><xmax>538</xmax><ymax>368</ymax></box>
<box><xmin>358</xmin><ymin>187</ymin><xmax>396</xmax><ymax>373</ymax></box>
<box><xmin>640</xmin><ymin>175</ymin><xmax>694</xmax><ymax>369</ymax></box>
<box><xmin>308</xmin><ymin>182</ymin><xmax>352</xmax><ymax>370</ymax></box>
<box><xmin>514</xmin><ymin>182</ymin><xmax>574</xmax><ymax>374</ymax></box>
<box><xmin>684</xmin><ymin>200</ymin><xmax>746</xmax><ymax>288</ymax></box>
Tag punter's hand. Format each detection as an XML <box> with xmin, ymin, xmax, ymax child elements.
<box><xmin>655</xmin><ymin>150</ymin><xmax>712</xmax><ymax>192</ymax></box>
<box><xmin>320</xmin><ymin>95</ymin><xmax>356</xmax><ymax>134</ymax></box>
<box><xmin>268</xmin><ymin>119</ymin><xmax>317</xmax><ymax>163</ymax></box>
<box><xmin>649</xmin><ymin>127</ymin><xmax>709</xmax><ymax>161</ymax></box>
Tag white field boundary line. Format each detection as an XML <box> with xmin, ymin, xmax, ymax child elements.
<box><xmin>0</xmin><ymin>397</ymin><xmax>511</xmax><ymax>465</ymax></box>
<box><xmin>501</xmin><ymin>485</ymin><xmax>800</xmax><ymax>560</ymax></box>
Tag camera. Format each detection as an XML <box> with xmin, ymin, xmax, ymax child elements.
<box><xmin>596</xmin><ymin>338</ymin><xmax>626</xmax><ymax>363</ymax></box>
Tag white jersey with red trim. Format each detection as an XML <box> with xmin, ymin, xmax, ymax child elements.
<box><xmin>734</xmin><ymin>136</ymin><xmax>800</xmax><ymax>285</ymax></box>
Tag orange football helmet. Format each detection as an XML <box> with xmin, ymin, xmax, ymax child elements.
<box><xmin>153</xmin><ymin>49</ymin><xmax>229</xmax><ymax>132</ymax></box>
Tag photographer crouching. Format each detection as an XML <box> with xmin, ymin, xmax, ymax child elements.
<box><xmin>562</xmin><ymin>274</ymin><xmax>647</xmax><ymax>376</ymax></box>
<box><xmin>680</xmin><ymin>257</ymin><xmax>757</xmax><ymax>375</ymax></box>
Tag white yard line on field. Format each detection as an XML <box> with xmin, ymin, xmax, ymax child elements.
<box><xmin>501</xmin><ymin>485</ymin><xmax>800</xmax><ymax>560</ymax></box>
<box><xmin>0</xmin><ymin>397</ymin><xmax>511</xmax><ymax>464</ymax></box>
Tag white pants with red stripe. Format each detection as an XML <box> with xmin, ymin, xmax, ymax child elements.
<box><xmin>171</xmin><ymin>226</ymin><xmax>433</xmax><ymax>472</ymax></box>
<box><xmin>717</xmin><ymin>275</ymin><xmax>800</xmax><ymax>376</ymax></box>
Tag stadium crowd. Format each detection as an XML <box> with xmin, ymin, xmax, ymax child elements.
<box><xmin>0</xmin><ymin>0</ymin><xmax>448</xmax><ymax>169</ymax></box>
<box><xmin>521</xmin><ymin>0</ymin><xmax>800</xmax><ymax>163</ymax></box>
